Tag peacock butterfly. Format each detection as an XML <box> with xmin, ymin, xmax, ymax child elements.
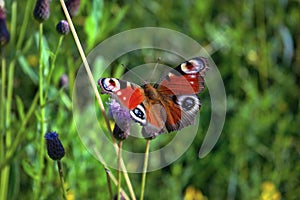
<box><xmin>98</xmin><ymin>57</ymin><xmax>209</xmax><ymax>138</ymax></box>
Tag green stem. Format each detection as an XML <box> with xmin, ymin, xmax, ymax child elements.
<box><xmin>16</xmin><ymin>1</ymin><xmax>33</xmax><ymax>51</ymax></box>
<box><xmin>0</xmin><ymin>48</ymin><xmax>9</xmax><ymax>200</ymax></box>
<box><xmin>0</xmin><ymin>166</ymin><xmax>9</xmax><ymax>200</ymax></box>
<box><xmin>140</xmin><ymin>140</ymin><xmax>150</xmax><ymax>200</ymax></box>
<box><xmin>118</xmin><ymin>141</ymin><xmax>123</xmax><ymax>200</ymax></box>
<box><xmin>60</xmin><ymin>1</ymin><xmax>137</xmax><ymax>198</ymax></box>
<box><xmin>94</xmin><ymin>149</ymin><xmax>130</xmax><ymax>200</ymax></box>
<box><xmin>45</xmin><ymin>35</ymin><xmax>64</xmax><ymax>98</ymax></box>
<box><xmin>105</xmin><ymin>168</ymin><xmax>113</xmax><ymax>200</ymax></box>
<box><xmin>57</xmin><ymin>160</ymin><xmax>67</xmax><ymax>200</ymax></box>
<box><xmin>34</xmin><ymin>23</ymin><xmax>46</xmax><ymax>200</ymax></box>
<box><xmin>0</xmin><ymin>93</ymin><xmax>39</xmax><ymax>170</ymax></box>
<box><xmin>0</xmin><ymin>2</ymin><xmax>31</xmax><ymax>199</ymax></box>
<box><xmin>9</xmin><ymin>2</ymin><xmax>17</xmax><ymax>50</ymax></box>
<box><xmin>0</xmin><ymin>49</ymin><xmax>5</xmax><ymax>139</ymax></box>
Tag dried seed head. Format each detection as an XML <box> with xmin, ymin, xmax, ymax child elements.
<box><xmin>108</xmin><ymin>99</ymin><xmax>131</xmax><ymax>140</ymax></box>
<box><xmin>45</xmin><ymin>131</ymin><xmax>65</xmax><ymax>160</ymax></box>
<box><xmin>56</xmin><ymin>20</ymin><xmax>70</xmax><ymax>35</ymax></box>
<box><xmin>59</xmin><ymin>74</ymin><xmax>69</xmax><ymax>88</ymax></box>
<box><xmin>113</xmin><ymin>192</ymin><xmax>125</xmax><ymax>200</ymax></box>
<box><xmin>65</xmin><ymin>0</ymin><xmax>81</xmax><ymax>17</ymax></box>
<box><xmin>113</xmin><ymin>123</ymin><xmax>130</xmax><ymax>141</ymax></box>
<box><xmin>0</xmin><ymin>7</ymin><xmax>10</xmax><ymax>46</ymax></box>
<box><xmin>33</xmin><ymin>0</ymin><xmax>50</xmax><ymax>22</ymax></box>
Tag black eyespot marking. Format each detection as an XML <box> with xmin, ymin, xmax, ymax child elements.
<box><xmin>130</xmin><ymin>104</ymin><xmax>147</xmax><ymax>124</ymax></box>
<box><xmin>133</xmin><ymin>107</ymin><xmax>145</xmax><ymax>120</ymax></box>
<box><xmin>108</xmin><ymin>79</ymin><xmax>116</xmax><ymax>86</ymax></box>
<box><xmin>182</xmin><ymin>97</ymin><xmax>195</xmax><ymax>111</ymax></box>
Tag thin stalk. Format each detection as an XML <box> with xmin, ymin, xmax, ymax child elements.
<box><xmin>57</xmin><ymin>160</ymin><xmax>67</xmax><ymax>200</ymax></box>
<box><xmin>140</xmin><ymin>140</ymin><xmax>150</xmax><ymax>200</ymax></box>
<box><xmin>0</xmin><ymin>3</ymin><xmax>30</xmax><ymax>199</ymax></box>
<box><xmin>0</xmin><ymin>93</ymin><xmax>39</xmax><ymax>170</ymax></box>
<box><xmin>59</xmin><ymin>0</ymin><xmax>112</xmax><ymax>134</ymax></box>
<box><xmin>105</xmin><ymin>168</ymin><xmax>113</xmax><ymax>200</ymax></box>
<box><xmin>35</xmin><ymin>23</ymin><xmax>46</xmax><ymax>200</ymax></box>
<box><xmin>1</xmin><ymin>49</ymin><xmax>5</xmax><ymax>138</ymax></box>
<box><xmin>94</xmin><ymin>149</ymin><xmax>130</xmax><ymax>200</ymax></box>
<box><xmin>60</xmin><ymin>1</ymin><xmax>136</xmax><ymax>199</ymax></box>
<box><xmin>0</xmin><ymin>48</ymin><xmax>9</xmax><ymax>200</ymax></box>
<box><xmin>16</xmin><ymin>1</ymin><xmax>33</xmax><ymax>50</ymax></box>
<box><xmin>45</xmin><ymin>35</ymin><xmax>64</xmax><ymax>98</ymax></box>
<box><xmin>117</xmin><ymin>142</ymin><xmax>123</xmax><ymax>200</ymax></box>
<box><xmin>9</xmin><ymin>2</ymin><xmax>17</xmax><ymax>49</ymax></box>
<box><xmin>0</xmin><ymin>166</ymin><xmax>9</xmax><ymax>200</ymax></box>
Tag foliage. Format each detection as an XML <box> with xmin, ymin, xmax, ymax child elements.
<box><xmin>0</xmin><ymin>0</ymin><xmax>299</xmax><ymax>199</ymax></box>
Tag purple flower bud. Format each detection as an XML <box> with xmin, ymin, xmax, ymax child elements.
<box><xmin>108</xmin><ymin>99</ymin><xmax>131</xmax><ymax>123</ymax></box>
<box><xmin>33</xmin><ymin>0</ymin><xmax>50</xmax><ymax>22</ymax></box>
<box><xmin>113</xmin><ymin>192</ymin><xmax>125</xmax><ymax>200</ymax></box>
<box><xmin>65</xmin><ymin>0</ymin><xmax>81</xmax><ymax>17</ymax></box>
<box><xmin>0</xmin><ymin>7</ymin><xmax>10</xmax><ymax>46</ymax></box>
<box><xmin>56</xmin><ymin>20</ymin><xmax>70</xmax><ymax>35</ymax></box>
<box><xmin>113</xmin><ymin>123</ymin><xmax>129</xmax><ymax>141</ymax></box>
<box><xmin>45</xmin><ymin>131</ymin><xmax>65</xmax><ymax>160</ymax></box>
<box><xmin>108</xmin><ymin>99</ymin><xmax>131</xmax><ymax>140</ymax></box>
<box><xmin>59</xmin><ymin>74</ymin><xmax>69</xmax><ymax>88</ymax></box>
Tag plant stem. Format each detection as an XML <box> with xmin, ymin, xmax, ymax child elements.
<box><xmin>118</xmin><ymin>141</ymin><xmax>123</xmax><ymax>200</ymax></box>
<box><xmin>57</xmin><ymin>160</ymin><xmax>67</xmax><ymax>200</ymax></box>
<box><xmin>140</xmin><ymin>140</ymin><xmax>150</xmax><ymax>200</ymax></box>
<box><xmin>45</xmin><ymin>35</ymin><xmax>64</xmax><ymax>98</ymax></box>
<box><xmin>0</xmin><ymin>49</ymin><xmax>5</xmax><ymax>139</ymax></box>
<box><xmin>105</xmin><ymin>168</ymin><xmax>113</xmax><ymax>200</ymax></box>
<box><xmin>1</xmin><ymin>2</ymin><xmax>31</xmax><ymax>199</ymax></box>
<box><xmin>94</xmin><ymin>149</ymin><xmax>130</xmax><ymax>200</ymax></box>
<box><xmin>0</xmin><ymin>48</ymin><xmax>9</xmax><ymax>200</ymax></box>
<box><xmin>60</xmin><ymin>1</ymin><xmax>136</xmax><ymax>199</ymax></box>
<box><xmin>0</xmin><ymin>92</ymin><xmax>39</xmax><ymax>170</ymax></box>
<box><xmin>35</xmin><ymin>22</ymin><xmax>46</xmax><ymax>200</ymax></box>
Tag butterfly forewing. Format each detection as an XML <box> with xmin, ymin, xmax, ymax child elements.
<box><xmin>156</xmin><ymin>57</ymin><xmax>209</xmax><ymax>95</ymax></box>
<box><xmin>98</xmin><ymin>78</ymin><xmax>145</xmax><ymax>110</ymax></box>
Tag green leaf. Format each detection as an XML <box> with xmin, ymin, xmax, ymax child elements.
<box><xmin>16</xmin><ymin>96</ymin><xmax>25</xmax><ymax>121</ymax></box>
<box><xmin>113</xmin><ymin>63</ymin><xmax>126</xmax><ymax>78</ymax></box>
<box><xmin>107</xmin><ymin>6</ymin><xmax>129</xmax><ymax>34</ymax></box>
<box><xmin>18</xmin><ymin>54</ymin><xmax>38</xmax><ymax>84</ymax></box>
<box><xmin>33</xmin><ymin>33</ymin><xmax>50</xmax><ymax>73</ymax></box>
<box><xmin>60</xmin><ymin>92</ymin><xmax>72</xmax><ymax>111</ymax></box>
<box><xmin>22</xmin><ymin>160</ymin><xmax>38</xmax><ymax>180</ymax></box>
<box><xmin>84</xmin><ymin>0</ymin><xmax>104</xmax><ymax>49</ymax></box>
<box><xmin>100</xmin><ymin>5</ymin><xmax>129</xmax><ymax>41</ymax></box>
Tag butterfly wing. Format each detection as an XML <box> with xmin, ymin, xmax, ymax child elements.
<box><xmin>98</xmin><ymin>78</ymin><xmax>166</xmax><ymax>136</ymax></box>
<box><xmin>98</xmin><ymin>57</ymin><xmax>209</xmax><ymax>138</ymax></box>
<box><xmin>98</xmin><ymin>78</ymin><xmax>145</xmax><ymax>110</ymax></box>
<box><xmin>153</xmin><ymin>57</ymin><xmax>209</xmax><ymax>133</ymax></box>
<box><xmin>156</xmin><ymin>57</ymin><xmax>209</xmax><ymax>95</ymax></box>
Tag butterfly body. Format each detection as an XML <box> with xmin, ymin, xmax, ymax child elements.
<box><xmin>98</xmin><ymin>57</ymin><xmax>209</xmax><ymax>138</ymax></box>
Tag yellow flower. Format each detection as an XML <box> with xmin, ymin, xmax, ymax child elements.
<box><xmin>64</xmin><ymin>182</ymin><xmax>75</xmax><ymax>200</ymax></box>
<box><xmin>260</xmin><ymin>181</ymin><xmax>281</xmax><ymax>200</ymax></box>
<box><xmin>184</xmin><ymin>186</ymin><xmax>208</xmax><ymax>200</ymax></box>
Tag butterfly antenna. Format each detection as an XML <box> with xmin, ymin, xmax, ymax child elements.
<box><xmin>148</xmin><ymin>57</ymin><xmax>161</xmax><ymax>83</ymax></box>
<box><xmin>121</xmin><ymin>63</ymin><xmax>147</xmax><ymax>84</ymax></box>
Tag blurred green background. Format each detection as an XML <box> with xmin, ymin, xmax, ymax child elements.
<box><xmin>1</xmin><ymin>0</ymin><xmax>300</xmax><ymax>199</ymax></box>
